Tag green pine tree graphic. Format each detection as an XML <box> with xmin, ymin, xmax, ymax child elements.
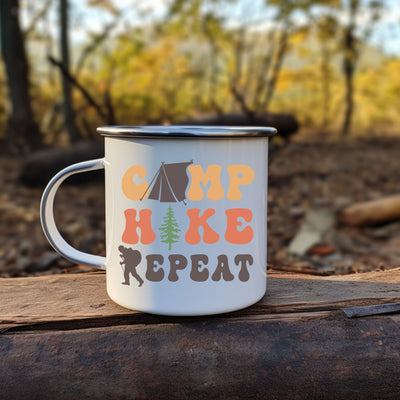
<box><xmin>159</xmin><ymin>205</ymin><xmax>180</xmax><ymax>251</ymax></box>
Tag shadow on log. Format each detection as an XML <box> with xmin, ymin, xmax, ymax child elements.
<box><xmin>20</xmin><ymin>141</ymin><xmax>104</xmax><ymax>187</ymax></box>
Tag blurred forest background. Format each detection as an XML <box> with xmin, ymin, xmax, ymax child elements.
<box><xmin>1</xmin><ymin>0</ymin><xmax>400</xmax><ymax>277</ymax></box>
<box><xmin>0</xmin><ymin>0</ymin><xmax>398</xmax><ymax>146</ymax></box>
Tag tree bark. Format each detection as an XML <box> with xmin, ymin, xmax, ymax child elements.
<box><xmin>320</xmin><ymin>41</ymin><xmax>332</xmax><ymax>132</ymax></box>
<box><xmin>341</xmin><ymin>28</ymin><xmax>356</xmax><ymax>136</ymax></box>
<box><xmin>59</xmin><ymin>0</ymin><xmax>80</xmax><ymax>142</ymax></box>
<box><xmin>341</xmin><ymin>0</ymin><xmax>359</xmax><ymax>137</ymax></box>
<box><xmin>0</xmin><ymin>0</ymin><xmax>41</xmax><ymax>149</ymax></box>
<box><xmin>2</xmin><ymin>271</ymin><xmax>400</xmax><ymax>399</ymax></box>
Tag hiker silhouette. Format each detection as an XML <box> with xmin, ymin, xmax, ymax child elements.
<box><xmin>119</xmin><ymin>245</ymin><xmax>143</xmax><ymax>287</ymax></box>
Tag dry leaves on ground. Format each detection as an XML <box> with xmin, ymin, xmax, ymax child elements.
<box><xmin>1</xmin><ymin>136</ymin><xmax>400</xmax><ymax>277</ymax></box>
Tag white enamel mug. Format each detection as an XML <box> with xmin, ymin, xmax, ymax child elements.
<box><xmin>40</xmin><ymin>125</ymin><xmax>277</xmax><ymax>316</ymax></box>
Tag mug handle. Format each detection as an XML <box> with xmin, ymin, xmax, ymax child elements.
<box><xmin>40</xmin><ymin>158</ymin><xmax>106</xmax><ymax>269</ymax></box>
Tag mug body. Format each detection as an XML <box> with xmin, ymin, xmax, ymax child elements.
<box><xmin>103</xmin><ymin>129</ymin><xmax>271</xmax><ymax>315</ymax></box>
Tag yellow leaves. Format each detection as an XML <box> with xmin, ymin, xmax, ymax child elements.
<box><xmin>383</xmin><ymin>58</ymin><xmax>400</xmax><ymax>77</ymax></box>
<box><xmin>26</xmin><ymin>1</ymin><xmax>400</xmax><ymax>137</ymax></box>
<box><xmin>291</xmin><ymin>28</ymin><xmax>309</xmax><ymax>45</ymax></box>
<box><xmin>86</xmin><ymin>0</ymin><xmax>120</xmax><ymax>16</ymax></box>
<box><xmin>268</xmin><ymin>52</ymin><xmax>400</xmax><ymax>133</ymax></box>
<box><xmin>289</xmin><ymin>28</ymin><xmax>312</xmax><ymax>58</ymax></box>
<box><xmin>297</xmin><ymin>47</ymin><xmax>310</xmax><ymax>58</ymax></box>
<box><xmin>88</xmin><ymin>33</ymin><xmax>196</xmax><ymax>124</ymax></box>
<box><xmin>275</xmin><ymin>68</ymin><xmax>297</xmax><ymax>92</ymax></box>
<box><xmin>319</xmin><ymin>0</ymin><xmax>341</xmax><ymax>7</ymax></box>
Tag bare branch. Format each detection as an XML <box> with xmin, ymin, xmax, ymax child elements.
<box><xmin>22</xmin><ymin>0</ymin><xmax>52</xmax><ymax>39</ymax></box>
<box><xmin>48</xmin><ymin>54</ymin><xmax>110</xmax><ymax>123</ymax></box>
<box><xmin>229</xmin><ymin>84</ymin><xmax>254</xmax><ymax>118</ymax></box>
<box><xmin>259</xmin><ymin>27</ymin><xmax>289</xmax><ymax>112</ymax></box>
<box><xmin>202</xmin><ymin>16</ymin><xmax>223</xmax><ymax>114</ymax></box>
<box><xmin>231</xmin><ymin>27</ymin><xmax>246</xmax><ymax>91</ymax></box>
<box><xmin>75</xmin><ymin>19</ymin><xmax>119</xmax><ymax>78</ymax></box>
<box><xmin>103</xmin><ymin>89</ymin><xmax>116</xmax><ymax>125</ymax></box>
<box><xmin>228</xmin><ymin>26</ymin><xmax>259</xmax><ymax>117</ymax></box>
<box><xmin>252</xmin><ymin>28</ymin><xmax>276</xmax><ymax>109</ymax></box>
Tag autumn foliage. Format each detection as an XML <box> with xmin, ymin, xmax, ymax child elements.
<box><xmin>0</xmin><ymin>0</ymin><xmax>396</xmax><ymax>147</ymax></box>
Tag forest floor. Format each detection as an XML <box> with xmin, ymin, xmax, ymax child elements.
<box><xmin>1</xmin><ymin>135</ymin><xmax>400</xmax><ymax>277</ymax></box>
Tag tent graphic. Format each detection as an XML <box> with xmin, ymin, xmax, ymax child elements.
<box><xmin>140</xmin><ymin>161</ymin><xmax>193</xmax><ymax>203</ymax></box>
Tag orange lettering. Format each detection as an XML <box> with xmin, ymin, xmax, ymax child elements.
<box><xmin>185</xmin><ymin>208</ymin><xmax>219</xmax><ymax>245</ymax></box>
<box><xmin>187</xmin><ymin>165</ymin><xmax>224</xmax><ymax>201</ymax></box>
<box><xmin>122</xmin><ymin>165</ymin><xmax>149</xmax><ymax>200</ymax></box>
<box><xmin>122</xmin><ymin>209</ymin><xmax>156</xmax><ymax>245</ymax></box>
<box><xmin>227</xmin><ymin>165</ymin><xmax>255</xmax><ymax>200</ymax></box>
<box><xmin>225</xmin><ymin>208</ymin><xmax>253</xmax><ymax>244</ymax></box>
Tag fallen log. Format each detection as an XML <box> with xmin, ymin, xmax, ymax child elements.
<box><xmin>340</xmin><ymin>194</ymin><xmax>400</xmax><ymax>226</ymax></box>
<box><xmin>176</xmin><ymin>112</ymin><xmax>299</xmax><ymax>142</ymax></box>
<box><xmin>20</xmin><ymin>140</ymin><xmax>104</xmax><ymax>187</ymax></box>
<box><xmin>1</xmin><ymin>270</ymin><xmax>400</xmax><ymax>399</ymax></box>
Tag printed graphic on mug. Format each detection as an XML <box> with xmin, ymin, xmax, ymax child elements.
<box><xmin>118</xmin><ymin>160</ymin><xmax>256</xmax><ymax>287</ymax></box>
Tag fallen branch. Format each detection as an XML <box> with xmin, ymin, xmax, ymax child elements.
<box><xmin>340</xmin><ymin>194</ymin><xmax>400</xmax><ymax>226</ymax></box>
<box><xmin>267</xmin><ymin>263</ymin><xmax>335</xmax><ymax>277</ymax></box>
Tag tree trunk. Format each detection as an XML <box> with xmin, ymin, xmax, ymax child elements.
<box><xmin>341</xmin><ymin>0</ymin><xmax>359</xmax><ymax>137</ymax></box>
<box><xmin>259</xmin><ymin>28</ymin><xmax>289</xmax><ymax>112</ymax></box>
<box><xmin>0</xmin><ymin>0</ymin><xmax>42</xmax><ymax>149</ymax></box>
<box><xmin>320</xmin><ymin>43</ymin><xmax>332</xmax><ymax>132</ymax></box>
<box><xmin>60</xmin><ymin>0</ymin><xmax>80</xmax><ymax>142</ymax></box>
<box><xmin>341</xmin><ymin>27</ymin><xmax>355</xmax><ymax>137</ymax></box>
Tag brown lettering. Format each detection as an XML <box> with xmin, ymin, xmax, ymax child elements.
<box><xmin>145</xmin><ymin>254</ymin><xmax>164</xmax><ymax>282</ymax></box>
<box><xmin>190</xmin><ymin>254</ymin><xmax>209</xmax><ymax>282</ymax></box>
<box><xmin>234</xmin><ymin>254</ymin><xmax>253</xmax><ymax>282</ymax></box>
<box><xmin>168</xmin><ymin>254</ymin><xmax>188</xmax><ymax>282</ymax></box>
<box><xmin>211</xmin><ymin>254</ymin><xmax>234</xmax><ymax>282</ymax></box>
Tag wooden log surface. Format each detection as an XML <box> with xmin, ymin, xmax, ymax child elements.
<box><xmin>1</xmin><ymin>269</ymin><xmax>400</xmax><ymax>399</ymax></box>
